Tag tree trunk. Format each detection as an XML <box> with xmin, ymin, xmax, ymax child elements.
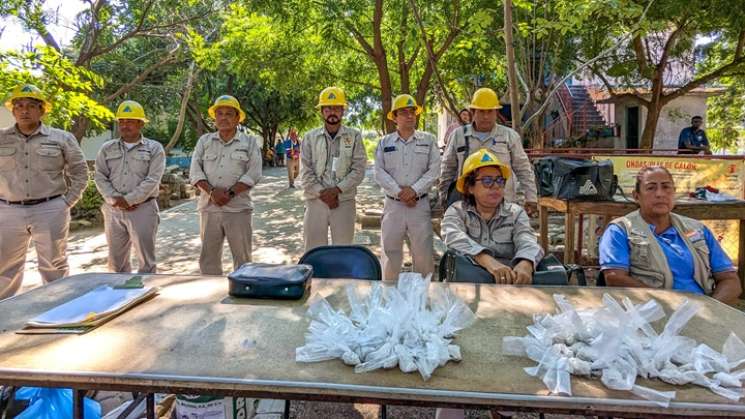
<box><xmin>504</xmin><ymin>0</ymin><xmax>522</xmax><ymax>135</ymax></box>
<box><xmin>164</xmin><ymin>63</ymin><xmax>197</xmax><ymax>153</ymax></box>
<box><xmin>640</xmin><ymin>103</ymin><xmax>659</xmax><ymax>149</ymax></box>
<box><xmin>71</xmin><ymin>118</ymin><xmax>90</xmax><ymax>141</ymax></box>
<box><xmin>186</xmin><ymin>100</ymin><xmax>210</xmax><ymax>137</ymax></box>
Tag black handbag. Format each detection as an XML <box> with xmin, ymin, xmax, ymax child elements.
<box><xmin>534</xmin><ymin>157</ymin><xmax>617</xmax><ymax>201</ymax></box>
<box><xmin>438</xmin><ymin>251</ymin><xmax>585</xmax><ymax>286</ymax></box>
<box><xmin>228</xmin><ymin>263</ymin><xmax>313</xmax><ymax>299</ymax></box>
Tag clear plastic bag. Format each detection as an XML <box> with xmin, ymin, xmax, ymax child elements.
<box><xmin>501</xmin><ymin>293</ymin><xmax>742</xmax><ymax>404</ymax></box>
<box><xmin>296</xmin><ymin>273</ymin><xmax>476</xmax><ymax>381</ymax></box>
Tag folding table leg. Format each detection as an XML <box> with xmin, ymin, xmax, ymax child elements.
<box><xmin>116</xmin><ymin>393</ymin><xmax>146</xmax><ymax>419</ymax></box>
<box><xmin>146</xmin><ymin>393</ymin><xmax>155</xmax><ymax>419</ymax></box>
<box><xmin>73</xmin><ymin>389</ymin><xmax>85</xmax><ymax>419</ymax></box>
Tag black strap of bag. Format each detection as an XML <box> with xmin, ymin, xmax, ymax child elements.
<box><xmin>445</xmin><ymin>126</ymin><xmax>473</xmax><ymax>208</ymax></box>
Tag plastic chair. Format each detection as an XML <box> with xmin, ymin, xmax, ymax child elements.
<box><xmin>298</xmin><ymin>245</ymin><xmax>382</xmax><ymax>281</ymax></box>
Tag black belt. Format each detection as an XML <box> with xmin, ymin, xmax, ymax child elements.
<box><xmin>0</xmin><ymin>194</ymin><xmax>62</xmax><ymax>206</ymax></box>
<box><xmin>386</xmin><ymin>193</ymin><xmax>428</xmax><ymax>202</ymax></box>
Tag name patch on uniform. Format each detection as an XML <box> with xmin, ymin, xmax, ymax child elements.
<box><xmin>416</xmin><ymin>143</ymin><xmax>429</xmax><ymax>147</ymax></box>
<box><xmin>685</xmin><ymin>229</ymin><xmax>704</xmax><ymax>242</ymax></box>
<box><xmin>456</xmin><ymin>146</ymin><xmax>467</xmax><ymax>152</ymax></box>
<box><xmin>383</xmin><ymin>146</ymin><xmax>396</xmax><ymax>152</ymax></box>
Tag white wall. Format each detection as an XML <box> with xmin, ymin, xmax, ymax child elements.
<box><xmin>80</xmin><ymin>130</ymin><xmax>113</xmax><ymax>161</ymax></box>
<box><xmin>647</xmin><ymin>95</ymin><xmax>707</xmax><ymax>150</ymax></box>
<box><xmin>613</xmin><ymin>94</ymin><xmax>708</xmax><ymax>151</ymax></box>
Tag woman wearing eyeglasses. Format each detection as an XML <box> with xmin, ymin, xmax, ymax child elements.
<box><xmin>441</xmin><ymin>149</ymin><xmax>543</xmax><ymax>284</ymax></box>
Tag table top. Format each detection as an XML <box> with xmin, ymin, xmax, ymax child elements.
<box><xmin>539</xmin><ymin>197</ymin><xmax>745</xmax><ymax>219</ymax></box>
<box><xmin>1</xmin><ymin>273</ymin><xmax>744</xmax><ymax>415</ymax></box>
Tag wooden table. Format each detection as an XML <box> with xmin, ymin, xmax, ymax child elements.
<box><xmin>538</xmin><ymin>197</ymin><xmax>745</xmax><ymax>288</ymax></box>
<box><xmin>2</xmin><ymin>273</ymin><xmax>745</xmax><ymax>417</ymax></box>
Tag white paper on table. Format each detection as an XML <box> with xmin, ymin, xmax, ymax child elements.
<box><xmin>28</xmin><ymin>285</ymin><xmax>154</xmax><ymax>327</ymax></box>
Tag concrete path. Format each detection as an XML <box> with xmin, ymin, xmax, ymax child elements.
<box><xmin>21</xmin><ymin>166</ymin><xmax>387</xmax><ymax>292</ymax></box>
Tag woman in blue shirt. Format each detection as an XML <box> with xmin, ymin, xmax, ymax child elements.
<box><xmin>599</xmin><ymin>166</ymin><xmax>740</xmax><ymax>305</ymax></box>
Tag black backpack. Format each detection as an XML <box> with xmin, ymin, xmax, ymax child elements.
<box><xmin>534</xmin><ymin>157</ymin><xmax>617</xmax><ymax>201</ymax></box>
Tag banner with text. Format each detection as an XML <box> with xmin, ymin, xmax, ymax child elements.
<box><xmin>593</xmin><ymin>155</ymin><xmax>745</xmax><ymax>262</ymax></box>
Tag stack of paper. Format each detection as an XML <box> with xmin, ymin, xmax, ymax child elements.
<box><xmin>21</xmin><ymin>285</ymin><xmax>157</xmax><ymax>333</ymax></box>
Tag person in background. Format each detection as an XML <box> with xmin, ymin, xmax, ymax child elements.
<box><xmin>677</xmin><ymin>116</ymin><xmax>711</xmax><ymax>155</ymax></box>
<box><xmin>599</xmin><ymin>166</ymin><xmax>740</xmax><ymax>305</ymax></box>
<box><xmin>94</xmin><ymin>100</ymin><xmax>166</xmax><ymax>273</ymax></box>
<box><xmin>285</xmin><ymin>128</ymin><xmax>301</xmax><ymax>188</ymax></box>
<box><xmin>300</xmin><ymin>86</ymin><xmax>366</xmax><ymax>251</ymax></box>
<box><xmin>458</xmin><ymin>108</ymin><xmax>472</xmax><ymax>125</ymax></box>
<box><xmin>189</xmin><ymin>95</ymin><xmax>262</xmax><ymax>275</ymax></box>
<box><xmin>374</xmin><ymin>94</ymin><xmax>440</xmax><ymax>281</ymax></box>
<box><xmin>442</xmin><ymin>108</ymin><xmax>472</xmax><ymax>149</ymax></box>
<box><xmin>439</xmin><ymin>88</ymin><xmax>537</xmax><ymax>215</ymax></box>
<box><xmin>275</xmin><ymin>137</ymin><xmax>285</xmax><ymax>167</ymax></box>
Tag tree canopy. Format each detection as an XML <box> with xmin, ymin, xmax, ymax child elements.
<box><xmin>2</xmin><ymin>0</ymin><xmax>743</xmax><ymax>151</ymax></box>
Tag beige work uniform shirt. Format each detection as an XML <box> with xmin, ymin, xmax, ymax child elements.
<box><xmin>439</xmin><ymin>123</ymin><xmax>537</xmax><ymax>204</ymax></box>
<box><xmin>0</xmin><ymin>123</ymin><xmax>88</xmax><ymax>206</ymax></box>
<box><xmin>374</xmin><ymin>130</ymin><xmax>441</xmax><ymax>197</ymax></box>
<box><xmin>189</xmin><ymin>131</ymin><xmax>262</xmax><ymax>212</ymax></box>
<box><xmin>94</xmin><ymin>136</ymin><xmax>166</xmax><ymax>206</ymax></box>
<box><xmin>299</xmin><ymin>125</ymin><xmax>367</xmax><ymax>202</ymax></box>
<box><xmin>442</xmin><ymin>200</ymin><xmax>543</xmax><ymax>267</ymax></box>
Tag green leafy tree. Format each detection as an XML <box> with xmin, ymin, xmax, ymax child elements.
<box><xmin>575</xmin><ymin>0</ymin><xmax>745</xmax><ymax>149</ymax></box>
<box><xmin>0</xmin><ymin>47</ymin><xmax>113</xmax><ymax>131</ymax></box>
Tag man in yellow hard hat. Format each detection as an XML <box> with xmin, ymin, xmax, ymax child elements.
<box><xmin>189</xmin><ymin>95</ymin><xmax>262</xmax><ymax>275</ymax></box>
<box><xmin>439</xmin><ymin>88</ymin><xmax>537</xmax><ymax>216</ymax></box>
<box><xmin>374</xmin><ymin>94</ymin><xmax>440</xmax><ymax>281</ymax></box>
<box><xmin>299</xmin><ymin>86</ymin><xmax>367</xmax><ymax>251</ymax></box>
<box><xmin>94</xmin><ymin>100</ymin><xmax>166</xmax><ymax>273</ymax></box>
<box><xmin>0</xmin><ymin>84</ymin><xmax>88</xmax><ymax>299</ymax></box>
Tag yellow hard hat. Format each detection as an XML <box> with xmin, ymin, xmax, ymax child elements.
<box><xmin>456</xmin><ymin>149</ymin><xmax>511</xmax><ymax>193</ymax></box>
<box><xmin>4</xmin><ymin>84</ymin><xmax>52</xmax><ymax>112</ymax></box>
<box><xmin>115</xmin><ymin>100</ymin><xmax>149</xmax><ymax>122</ymax></box>
<box><xmin>469</xmin><ymin>87</ymin><xmax>502</xmax><ymax>110</ymax></box>
<box><xmin>316</xmin><ymin>86</ymin><xmax>348</xmax><ymax>109</ymax></box>
<box><xmin>208</xmin><ymin>95</ymin><xmax>246</xmax><ymax>123</ymax></box>
<box><xmin>387</xmin><ymin>94</ymin><xmax>422</xmax><ymax>121</ymax></box>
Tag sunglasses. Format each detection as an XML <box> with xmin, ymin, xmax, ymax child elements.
<box><xmin>474</xmin><ymin>176</ymin><xmax>507</xmax><ymax>188</ymax></box>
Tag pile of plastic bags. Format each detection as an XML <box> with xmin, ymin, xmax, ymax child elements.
<box><xmin>296</xmin><ymin>274</ymin><xmax>476</xmax><ymax>380</ymax></box>
<box><xmin>502</xmin><ymin>293</ymin><xmax>745</xmax><ymax>407</ymax></box>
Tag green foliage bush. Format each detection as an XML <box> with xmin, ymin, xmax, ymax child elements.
<box><xmin>70</xmin><ymin>179</ymin><xmax>104</xmax><ymax>221</ymax></box>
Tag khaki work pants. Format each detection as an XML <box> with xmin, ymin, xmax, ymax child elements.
<box><xmin>0</xmin><ymin>197</ymin><xmax>70</xmax><ymax>300</ymax></box>
<box><xmin>303</xmin><ymin>198</ymin><xmax>356</xmax><ymax>252</ymax></box>
<box><xmin>102</xmin><ymin>199</ymin><xmax>160</xmax><ymax>273</ymax></box>
<box><xmin>380</xmin><ymin>197</ymin><xmax>433</xmax><ymax>281</ymax></box>
<box><xmin>199</xmin><ymin>210</ymin><xmax>253</xmax><ymax>275</ymax></box>
<box><xmin>287</xmin><ymin>158</ymin><xmax>300</xmax><ymax>186</ymax></box>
